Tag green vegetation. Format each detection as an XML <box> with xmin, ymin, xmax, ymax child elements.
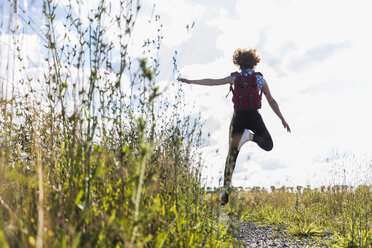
<box><xmin>0</xmin><ymin>1</ymin><xmax>239</xmax><ymax>247</ymax></box>
<box><xmin>1</xmin><ymin>1</ymin><xmax>371</xmax><ymax>248</ymax></box>
<box><xmin>233</xmin><ymin>185</ymin><xmax>372</xmax><ymax>247</ymax></box>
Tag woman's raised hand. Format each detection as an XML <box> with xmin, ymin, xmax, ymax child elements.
<box><xmin>177</xmin><ymin>77</ymin><xmax>191</xmax><ymax>84</ymax></box>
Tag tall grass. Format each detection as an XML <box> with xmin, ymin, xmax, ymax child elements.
<box><xmin>0</xmin><ymin>1</ymin><xmax>239</xmax><ymax>247</ymax></box>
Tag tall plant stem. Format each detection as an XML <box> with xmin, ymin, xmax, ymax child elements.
<box><xmin>34</xmin><ymin>129</ymin><xmax>44</xmax><ymax>248</ymax></box>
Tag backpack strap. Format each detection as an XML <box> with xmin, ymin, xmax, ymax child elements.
<box><xmin>225</xmin><ymin>84</ymin><xmax>233</xmax><ymax>98</ymax></box>
<box><xmin>226</xmin><ymin>72</ymin><xmax>239</xmax><ymax>98</ymax></box>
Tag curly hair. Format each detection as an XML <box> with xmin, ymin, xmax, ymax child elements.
<box><xmin>233</xmin><ymin>48</ymin><xmax>261</xmax><ymax>70</ymax></box>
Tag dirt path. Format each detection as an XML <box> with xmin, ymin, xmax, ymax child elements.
<box><xmin>238</xmin><ymin>221</ymin><xmax>327</xmax><ymax>248</ymax></box>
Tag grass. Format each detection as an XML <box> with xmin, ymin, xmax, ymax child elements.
<box><xmin>1</xmin><ymin>1</ymin><xmax>371</xmax><ymax>248</ymax></box>
<box><xmin>232</xmin><ymin>185</ymin><xmax>372</xmax><ymax>247</ymax></box>
<box><xmin>0</xmin><ymin>1</ymin><xmax>240</xmax><ymax>247</ymax></box>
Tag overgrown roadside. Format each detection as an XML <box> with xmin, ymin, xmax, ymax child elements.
<box><xmin>220</xmin><ymin>207</ymin><xmax>325</xmax><ymax>247</ymax></box>
<box><xmin>225</xmin><ymin>186</ymin><xmax>372</xmax><ymax>247</ymax></box>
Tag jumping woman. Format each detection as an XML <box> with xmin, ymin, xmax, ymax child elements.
<box><xmin>178</xmin><ymin>48</ymin><xmax>291</xmax><ymax>205</ymax></box>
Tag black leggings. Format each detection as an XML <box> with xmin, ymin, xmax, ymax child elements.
<box><xmin>224</xmin><ymin>110</ymin><xmax>273</xmax><ymax>186</ymax></box>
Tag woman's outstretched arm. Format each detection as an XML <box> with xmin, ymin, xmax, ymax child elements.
<box><xmin>261</xmin><ymin>79</ymin><xmax>291</xmax><ymax>132</ymax></box>
<box><xmin>178</xmin><ymin>76</ymin><xmax>234</xmax><ymax>86</ymax></box>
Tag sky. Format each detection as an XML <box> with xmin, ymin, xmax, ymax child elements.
<box><xmin>1</xmin><ymin>0</ymin><xmax>372</xmax><ymax>189</ymax></box>
<box><xmin>140</xmin><ymin>0</ymin><xmax>372</xmax><ymax>188</ymax></box>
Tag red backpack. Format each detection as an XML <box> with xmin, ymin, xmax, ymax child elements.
<box><xmin>230</xmin><ymin>71</ymin><xmax>263</xmax><ymax>111</ymax></box>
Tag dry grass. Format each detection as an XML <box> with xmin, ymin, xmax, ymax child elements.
<box><xmin>0</xmin><ymin>1</ymin><xmax>240</xmax><ymax>247</ymax></box>
<box><xmin>231</xmin><ymin>185</ymin><xmax>372</xmax><ymax>247</ymax></box>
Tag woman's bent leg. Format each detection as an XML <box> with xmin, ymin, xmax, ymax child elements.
<box><xmin>250</xmin><ymin>112</ymin><xmax>273</xmax><ymax>151</ymax></box>
<box><xmin>252</xmin><ymin>132</ymin><xmax>273</xmax><ymax>151</ymax></box>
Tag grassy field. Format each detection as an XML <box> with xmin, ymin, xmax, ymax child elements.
<box><xmin>1</xmin><ymin>1</ymin><xmax>371</xmax><ymax>247</ymax></box>
<box><xmin>226</xmin><ymin>185</ymin><xmax>372</xmax><ymax>247</ymax></box>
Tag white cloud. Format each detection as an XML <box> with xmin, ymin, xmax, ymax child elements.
<box><xmin>170</xmin><ymin>0</ymin><xmax>372</xmax><ymax>188</ymax></box>
<box><xmin>1</xmin><ymin>33</ymin><xmax>43</xmax><ymax>100</ymax></box>
<box><xmin>151</xmin><ymin>0</ymin><xmax>205</xmax><ymax>48</ymax></box>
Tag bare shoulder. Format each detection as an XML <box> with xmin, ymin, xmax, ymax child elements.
<box><xmin>261</xmin><ymin>79</ymin><xmax>274</xmax><ymax>100</ymax></box>
<box><xmin>226</xmin><ymin>75</ymin><xmax>234</xmax><ymax>85</ymax></box>
<box><xmin>261</xmin><ymin>79</ymin><xmax>269</xmax><ymax>91</ymax></box>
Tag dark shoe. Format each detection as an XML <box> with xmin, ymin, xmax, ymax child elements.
<box><xmin>221</xmin><ymin>187</ymin><xmax>229</xmax><ymax>205</ymax></box>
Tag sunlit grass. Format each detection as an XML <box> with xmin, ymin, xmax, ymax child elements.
<box><xmin>1</xmin><ymin>1</ymin><xmax>371</xmax><ymax>248</ymax></box>
<box><xmin>0</xmin><ymin>1</ymin><xmax>240</xmax><ymax>247</ymax></box>
<box><xmin>236</xmin><ymin>185</ymin><xmax>372</xmax><ymax>247</ymax></box>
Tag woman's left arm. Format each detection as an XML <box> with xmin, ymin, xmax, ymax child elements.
<box><xmin>261</xmin><ymin>79</ymin><xmax>291</xmax><ymax>132</ymax></box>
<box><xmin>178</xmin><ymin>76</ymin><xmax>234</xmax><ymax>86</ymax></box>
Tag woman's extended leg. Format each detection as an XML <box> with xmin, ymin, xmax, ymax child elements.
<box><xmin>223</xmin><ymin>113</ymin><xmax>244</xmax><ymax>187</ymax></box>
<box><xmin>223</xmin><ymin>133</ymin><xmax>242</xmax><ymax>187</ymax></box>
<box><xmin>221</xmin><ymin>117</ymin><xmax>243</xmax><ymax>205</ymax></box>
